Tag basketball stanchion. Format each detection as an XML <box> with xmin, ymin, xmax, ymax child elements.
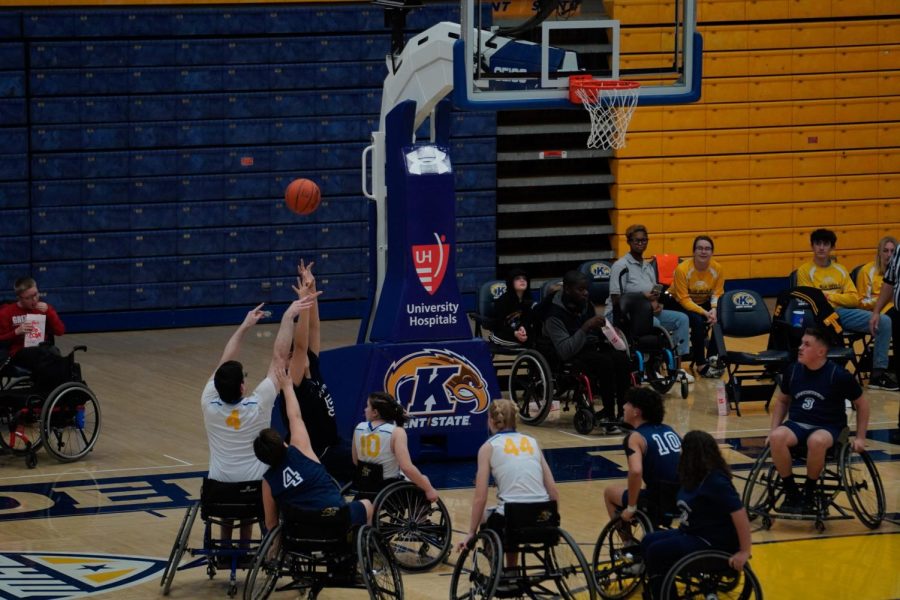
<box><xmin>568</xmin><ymin>75</ymin><xmax>641</xmax><ymax>150</ymax></box>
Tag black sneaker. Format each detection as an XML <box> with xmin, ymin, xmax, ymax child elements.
<box><xmin>777</xmin><ymin>493</ymin><xmax>804</xmax><ymax>514</ymax></box>
<box><xmin>868</xmin><ymin>372</ymin><xmax>899</xmax><ymax>391</ymax></box>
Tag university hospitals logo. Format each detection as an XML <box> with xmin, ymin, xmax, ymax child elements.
<box><xmin>384</xmin><ymin>349</ymin><xmax>490</xmax><ymax>424</ymax></box>
<box><xmin>0</xmin><ymin>552</ymin><xmax>164</xmax><ymax>599</ymax></box>
<box><xmin>412</xmin><ymin>232</ymin><xmax>449</xmax><ymax>295</ymax></box>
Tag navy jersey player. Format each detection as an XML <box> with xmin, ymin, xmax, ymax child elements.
<box><xmin>603</xmin><ymin>387</ymin><xmax>681</xmax><ymax>525</ymax></box>
<box><xmin>254</xmin><ymin>367</ymin><xmax>372</xmax><ymax>532</ymax></box>
<box><xmin>769</xmin><ymin>327</ymin><xmax>869</xmax><ymax>513</ymax></box>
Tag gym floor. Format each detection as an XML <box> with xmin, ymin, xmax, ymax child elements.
<box><xmin>0</xmin><ymin>320</ymin><xmax>897</xmax><ymax>599</ymax></box>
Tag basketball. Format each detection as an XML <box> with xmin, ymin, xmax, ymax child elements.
<box><xmin>284</xmin><ymin>178</ymin><xmax>321</xmax><ymax>216</ymax></box>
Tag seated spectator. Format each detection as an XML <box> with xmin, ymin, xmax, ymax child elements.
<box><xmin>670</xmin><ymin>236</ymin><xmax>725</xmax><ymax>378</ymax></box>
<box><xmin>271</xmin><ymin>260</ymin><xmax>353</xmax><ymax>483</ymax></box>
<box><xmin>796</xmin><ymin>228</ymin><xmax>896</xmax><ymax>391</ymax></box>
<box><xmin>0</xmin><ymin>277</ymin><xmax>66</xmax><ymax>373</ymax></box>
<box><xmin>641</xmin><ymin>430</ymin><xmax>752</xmax><ymax>600</ymax></box>
<box><xmin>869</xmin><ymin>246</ymin><xmax>900</xmax><ymax>442</ymax></box>
<box><xmin>544</xmin><ymin>270</ymin><xmax>632</xmax><ymax>423</ymax></box>
<box><xmin>857</xmin><ymin>236</ymin><xmax>900</xmax><ymax>388</ymax></box>
<box><xmin>489</xmin><ymin>268</ymin><xmax>537</xmax><ymax>348</ymax></box>
<box><xmin>255</xmin><ymin>367</ymin><xmax>373</xmax><ymax>532</ymax></box>
<box><xmin>603</xmin><ymin>387</ymin><xmax>681</xmax><ymax>526</ymax></box>
<box><xmin>609</xmin><ymin>225</ymin><xmax>692</xmax><ymax>380</ymax></box>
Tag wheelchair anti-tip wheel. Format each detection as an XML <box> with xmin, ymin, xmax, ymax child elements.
<box><xmin>373</xmin><ymin>481</ymin><xmax>452</xmax><ymax>572</ymax></box>
<box><xmin>358</xmin><ymin>524</ymin><xmax>404</xmax><ymax>600</ymax></box>
<box><xmin>508</xmin><ymin>351</ymin><xmax>553</xmax><ymax>425</ymax></box>
<box><xmin>161</xmin><ymin>502</ymin><xmax>200</xmax><ymax>596</ymax></box>
<box><xmin>40</xmin><ymin>382</ymin><xmax>101</xmax><ymax>462</ymax></box>
<box><xmin>573</xmin><ymin>407</ymin><xmax>595</xmax><ymax>435</ymax></box>
<box><xmin>243</xmin><ymin>524</ymin><xmax>283</xmax><ymax>600</ymax></box>
<box><xmin>660</xmin><ymin>550</ymin><xmax>762</xmax><ymax>600</ymax></box>
<box><xmin>449</xmin><ymin>529</ymin><xmax>501</xmax><ymax>600</ymax></box>
<box><xmin>840</xmin><ymin>444</ymin><xmax>885</xmax><ymax>529</ymax></box>
<box><xmin>592</xmin><ymin>512</ymin><xmax>653</xmax><ymax>600</ymax></box>
<box><xmin>552</xmin><ymin>529</ymin><xmax>597</xmax><ymax>600</ymax></box>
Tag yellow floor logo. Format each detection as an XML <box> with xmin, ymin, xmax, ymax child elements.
<box><xmin>0</xmin><ymin>552</ymin><xmax>165</xmax><ymax>599</ymax></box>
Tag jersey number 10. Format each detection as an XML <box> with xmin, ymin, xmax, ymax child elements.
<box><xmin>359</xmin><ymin>433</ymin><xmax>381</xmax><ymax>458</ymax></box>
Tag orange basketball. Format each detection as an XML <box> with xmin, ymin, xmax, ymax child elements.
<box><xmin>284</xmin><ymin>178</ymin><xmax>321</xmax><ymax>216</ymax></box>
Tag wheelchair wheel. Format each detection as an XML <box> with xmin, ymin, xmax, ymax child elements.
<box><xmin>161</xmin><ymin>502</ymin><xmax>199</xmax><ymax>596</ymax></box>
<box><xmin>449</xmin><ymin>529</ymin><xmax>501</xmax><ymax>600</ymax></box>
<box><xmin>741</xmin><ymin>447</ymin><xmax>778</xmax><ymax>527</ymax></box>
<box><xmin>244</xmin><ymin>524</ymin><xmax>283</xmax><ymax>600</ymax></box>
<box><xmin>373</xmin><ymin>481</ymin><xmax>452</xmax><ymax>572</ymax></box>
<box><xmin>592</xmin><ymin>512</ymin><xmax>652</xmax><ymax>600</ymax></box>
<box><xmin>552</xmin><ymin>529</ymin><xmax>597</xmax><ymax>600</ymax></box>
<box><xmin>840</xmin><ymin>445</ymin><xmax>885</xmax><ymax>529</ymax></box>
<box><xmin>359</xmin><ymin>525</ymin><xmax>404</xmax><ymax>600</ymax></box>
<box><xmin>645</xmin><ymin>352</ymin><xmax>676</xmax><ymax>394</ymax></box>
<box><xmin>40</xmin><ymin>382</ymin><xmax>101</xmax><ymax>462</ymax></box>
<box><xmin>660</xmin><ymin>550</ymin><xmax>762</xmax><ymax>600</ymax></box>
<box><xmin>574</xmin><ymin>407</ymin><xmax>595</xmax><ymax>435</ymax></box>
<box><xmin>0</xmin><ymin>397</ymin><xmax>44</xmax><ymax>456</ymax></box>
<box><xmin>509</xmin><ymin>351</ymin><xmax>553</xmax><ymax>425</ymax></box>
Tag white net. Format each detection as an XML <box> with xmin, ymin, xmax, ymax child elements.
<box><xmin>572</xmin><ymin>81</ymin><xmax>640</xmax><ymax>150</ymax></box>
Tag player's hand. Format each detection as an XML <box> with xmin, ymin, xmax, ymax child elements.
<box><xmin>298</xmin><ymin>259</ymin><xmax>317</xmax><ymax>290</ymax></box>
<box><xmin>36</xmin><ymin>302</ymin><xmax>49</xmax><ymax>313</ymax></box>
<box><xmin>651</xmin><ymin>300</ymin><xmax>663</xmax><ymax>315</ymax></box>
<box><xmin>582</xmin><ymin>315</ymin><xmax>605</xmax><ymax>332</ymax></box>
<box><xmin>456</xmin><ymin>533</ymin><xmax>475</xmax><ymax>553</ymax></box>
<box><xmin>15</xmin><ymin>321</ymin><xmax>33</xmax><ymax>335</ymax></box>
<box><xmin>850</xmin><ymin>437</ymin><xmax>865</xmax><ymax>453</ymax></box>
<box><xmin>274</xmin><ymin>364</ymin><xmax>292</xmax><ymax>390</ymax></box>
<box><xmin>620</xmin><ymin>507</ymin><xmax>636</xmax><ymax>522</ymax></box>
<box><xmin>706</xmin><ymin>309</ymin><xmax>717</xmax><ymax>324</ymax></box>
<box><xmin>425</xmin><ymin>487</ymin><xmax>439</xmax><ymax>503</ymax></box>
<box><xmin>728</xmin><ymin>550</ymin><xmax>750</xmax><ymax>571</ymax></box>
<box><xmin>242</xmin><ymin>303</ymin><xmax>266</xmax><ymax>327</ymax></box>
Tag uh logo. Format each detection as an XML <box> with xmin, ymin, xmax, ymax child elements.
<box><xmin>412</xmin><ymin>232</ymin><xmax>449</xmax><ymax>295</ymax></box>
<box><xmin>383</xmin><ymin>349</ymin><xmax>491</xmax><ymax>418</ymax></box>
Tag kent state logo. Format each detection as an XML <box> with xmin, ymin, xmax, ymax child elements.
<box><xmin>490</xmin><ymin>282</ymin><xmax>507</xmax><ymax>300</ymax></box>
<box><xmin>412</xmin><ymin>232</ymin><xmax>449</xmax><ymax>295</ymax></box>
<box><xmin>590</xmin><ymin>262</ymin><xmax>611</xmax><ymax>279</ymax></box>
<box><xmin>0</xmin><ymin>552</ymin><xmax>165</xmax><ymax>599</ymax></box>
<box><xmin>384</xmin><ymin>348</ymin><xmax>490</xmax><ymax>416</ymax></box>
<box><xmin>731</xmin><ymin>291</ymin><xmax>757</xmax><ymax>309</ymax></box>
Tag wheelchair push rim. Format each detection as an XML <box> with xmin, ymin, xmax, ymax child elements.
<box><xmin>40</xmin><ymin>381</ymin><xmax>101</xmax><ymax>463</ymax></box>
<box><xmin>592</xmin><ymin>512</ymin><xmax>652</xmax><ymax>600</ymax></box>
<box><xmin>449</xmin><ymin>529</ymin><xmax>501</xmax><ymax>600</ymax></box>
<box><xmin>551</xmin><ymin>528</ymin><xmax>598</xmax><ymax>600</ymax></box>
<box><xmin>243</xmin><ymin>524</ymin><xmax>283</xmax><ymax>600</ymax></box>
<box><xmin>659</xmin><ymin>550</ymin><xmax>762</xmax><ymax>600</ymax></box>
<box><xmin>373</xmin><ymin>481</ymin><xmax>452</xmax><ymax>572</ymax></box>
<box><xmin>358</xmin><ymin>524</ymin><xmax>404</xmax><ymax>600</ymax></box>
<box><xmin>508</xmin><ymin>352</ymin><xmax>553</xmax><ymax>425</ymax></box>
<box><xmin>840</xmin><ymin>445</ymin><xmax>885</xmax><ymax>529</ymax></box>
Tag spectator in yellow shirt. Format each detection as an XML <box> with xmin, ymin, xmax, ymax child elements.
<box><xmin>796</xmin><ymin>229</ymin><xmax>897</xmax><ymax>391</ymax></box>
<box><xmin>857</xmin><ymin>236</ymin><xmax>900</xmax><ymax>391</ymax></box>
<box><xmin>670</xmin><ymin>236</ymin><xmax>725</xmax><ymax>378</ymax></box>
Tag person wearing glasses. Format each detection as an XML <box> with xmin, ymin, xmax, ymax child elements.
<box><xmin>201</xmin><ymin>296</ymin><xmax>318</xmax><ymax>544</ymax></box>
<box><xmin>0</xmin><ymin>277</ymin><xmax>66</xmax><ymax>370</ymax></box>
<box><xmin>670</xmin><ymin>236</ymin><xmax>725</xmax><ymax>378</ymax></box>
<box><xmin>609</xmin><ymin>225</ymin><xmax>691</xmax><ymax>374</ymax></box>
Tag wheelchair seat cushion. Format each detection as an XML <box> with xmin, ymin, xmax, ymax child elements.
<box><xmin>353</xmin><ymin>460</ymin><xmax>386</xmax><ymax>497</ymax></box>
<box><xmin>200</xmin><ymin>478</ymin><xmax>263</xmax><ymax>520</ymax></box>
<box><xmin>281</xmin><ymin>504</ymin><xmax>354</xmax><ymax>551</ymax></box>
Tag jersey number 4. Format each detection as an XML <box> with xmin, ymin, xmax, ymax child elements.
<box><xmin>503</xmin><ymin>437</ymin><xmax>535</xmax><ymax>456</ymax></box>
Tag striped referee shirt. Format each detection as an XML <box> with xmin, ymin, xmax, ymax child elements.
<box><xmin>883</xmin><ymin>250</ymin><xmax>900</xmax><ymax>307</ymax></box>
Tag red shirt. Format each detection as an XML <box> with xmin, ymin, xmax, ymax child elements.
<box><xmin>0</xmin><ymin>302</ymin><xmax>66</xmax><ymax>356</ymax></box>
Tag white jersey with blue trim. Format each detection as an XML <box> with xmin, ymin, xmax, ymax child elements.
<box><xmin>488</xmin><ymin>431</ymin><xmax>549</xmax><ymax>513</ymax></box>
<box><xmin>353</xmin><ymin>421</ymin><xmax>400</xmax><ymax>479</ymax></box>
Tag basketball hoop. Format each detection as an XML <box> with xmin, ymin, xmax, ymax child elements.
<box><xmin>569</xmin><ymin>75</ymin><xmax>640</xmax><ymax>150</ymax></box>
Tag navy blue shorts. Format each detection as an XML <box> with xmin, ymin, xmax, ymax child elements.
<box><xmin>619</xmin><ymin>488</ymin><xmax>647</xmax><ymax>509</ymax></box>
<box><xmin>347</xmin><ymin>500</ymin><xmax>368</xmax><ymax>526</ymax></box>
<box><xmin>782</xmin><ymin>421</ymin><xmax>844</xmax><ymax>448</ymax></box>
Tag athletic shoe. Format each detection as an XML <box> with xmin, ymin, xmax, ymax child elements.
<box><xmin>698</xmin><ymin>363</ymin><xmax>723</xmax><ymax>379</ymax></box>
<box><xmin>682</xmin><ymin>371</ymin><xmax>695</xmax><ymax>384</ymax></box>
<box><xmin>777</xmin><ymin>493</ymin><xmax>804</xmax><ymax>514</ymax></box>
<box><xmin>868</xmin><ymin>373</ymin><xmax>900</xmax><ymax>391</ymax></box>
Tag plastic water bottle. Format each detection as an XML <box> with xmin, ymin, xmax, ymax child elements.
<box><xmin>715</xmin><ymin>381</ymin><xmax>729</xmax><ymax>416</ymax></box>
<box><xmin>75</xmin><ymin>406</ymin><xmax>85</xmax><ymax>429</ymax></box>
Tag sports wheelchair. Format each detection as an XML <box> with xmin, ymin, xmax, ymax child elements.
<box><xmin>741</xmin><ymin>428</ymin><xmax>885</xmax><ymax>532</ymax></box>
<box><xmin>450</xmin><ymin>500</ymin><xmax>596</xmax><ymax>600</ymax></box>
<box><xmin>342</xmin><ymin>460</ymin><xmax>452</xmax><ymax>571</ymax></box>
<box><xmin>0</xmin><ymin>344</ymin><xmax>100</xmax><ymax>468</ymax></box>
<box><xmin>592</xmin><ymin>488</ymin><xmax>762</xmax><ymax>600</ymax></box>
<box><xmin>161</xmin><ymin>479</ymin><xmax>266</xmax><ymax>597</ymax></box>
<box><xmin>243</xmin><ymin>504</ymin><xmax>402</xmax><ymax>600</ymax></box>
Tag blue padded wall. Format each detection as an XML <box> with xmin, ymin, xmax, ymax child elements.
<box><xmin>0</xmin><ymin>3</ymin><xmax>498</xmax><ymax>330</ymax></box>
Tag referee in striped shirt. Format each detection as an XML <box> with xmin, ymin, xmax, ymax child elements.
<box><xmin>870</xmin><ymin>248</ymin><xmax>900</xmax><ymax>443</ymax></box>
